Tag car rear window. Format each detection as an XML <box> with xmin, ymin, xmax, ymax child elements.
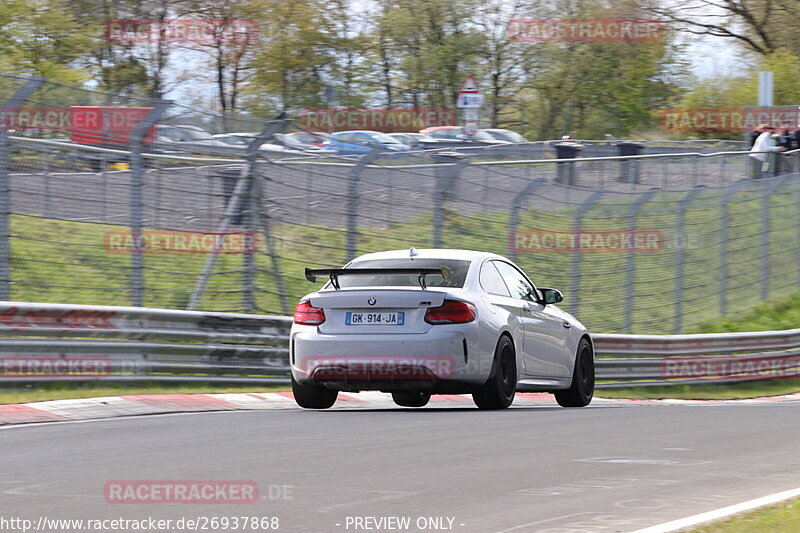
<box><xmin>335</xmin><ymin>259</ymin><xmax>470</xmax><ymax>288</ymax></box>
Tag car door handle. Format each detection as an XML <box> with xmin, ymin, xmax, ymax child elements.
<box><xmin>563</xmin><ymin>321</ymin><xmax>571</xmax><ymax>328</ymax></box>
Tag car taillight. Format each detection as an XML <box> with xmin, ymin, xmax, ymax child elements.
<box><xmin>294</xmin><ymin>300</ymin><xmax>325</xmax><ymax>325</ymax></box>
<box><xmin>425</xmin><ymin>300</ymin><xmax>476</xmax><ymax>324</ymax></box>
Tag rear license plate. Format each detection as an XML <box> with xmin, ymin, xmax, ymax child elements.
<box><xmin>345</xmin><ymin>311</ymin><xmax>405</xmax><ymax>325</ymax></box>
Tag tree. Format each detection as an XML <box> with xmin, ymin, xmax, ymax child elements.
<box><xmin>514</xmin><ymin>0</ymin><xmax>688</xmax><ymax>139</ymax></box>
<box><xmin>376</xmin><ymin>0</ymin><xmax>484</xmax><ymax>108</ymax></box>
<box><xmin>473</xmin><ymin>0</ymin><xmax>542</xmax><ymax>128</ymax></box>
<box><xmin>649</xmin><ymin>0</ymin><xmax>800</xmax><ymax>57</ymax></box>
<box><xmin>183</xmin><ymin>0</ymin><xmax>266</xmax><ymax>120</ymax></box>
<box><xmin>248</xmin><ymin>0</ymin><xmax>331</xmax><ymax>114</ymax></box>
<box><xmin>0</xmin><ymin>0</ymin><xmax>93</xmax><ymax>84</ymax></box>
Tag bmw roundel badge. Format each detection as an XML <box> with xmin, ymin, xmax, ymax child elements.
<box><xmin>368</xmin><ymin>297</ymin><xmax>376</xmax><ymax>306</ymax></box>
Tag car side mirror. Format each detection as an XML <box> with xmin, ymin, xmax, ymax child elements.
<box><xmin>540</xmin><ymin>288</ymin><xmax>563</xmax><ymax>305</ymax></box>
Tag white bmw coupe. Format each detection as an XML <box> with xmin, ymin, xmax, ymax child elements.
<box><xmin>290</xmin><ymin>249</ymin><xmax>594</xmax><ymax>409</ymax></box>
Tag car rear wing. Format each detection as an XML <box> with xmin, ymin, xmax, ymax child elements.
<box><xmin>305</xmin><ymin>267</ymin><xmax>451</xmax><ymax>290</ymax></box>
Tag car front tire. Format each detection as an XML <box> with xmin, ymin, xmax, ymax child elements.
<box><xmin>291</xmin><ymin>375</ymin><xmax>338</xmax><ymax>409</ymax></box>
<box><xmin>555</xmin><ymin>338</ymin><xmax>594</xmax><ymax>407</ymax></box>
<box><xmin>473</xmin><ymin>336</ymin><xmax>516</xmax><ymax>410</ymax></box>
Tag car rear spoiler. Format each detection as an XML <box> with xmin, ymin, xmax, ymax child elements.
<box><xmin>305</xmin><ymin>267</ymin><xmax>450</xmax><ymax>290</ymax></box>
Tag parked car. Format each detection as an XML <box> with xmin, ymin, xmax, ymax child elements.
<box><xmin>291</xmin><ymin>248</ymin><xmax>595</xmax><ymax>410</ymax></box>
<box><xmin>386</xmin><ymin>132</ymin><xmax>439</xmax><ymax>149</ymax></box>
<box><xmin>275</xmin><ymin>133</ymin><xmax>336</xmax><ymax>154</ymax></box>
<box><xmin>482</xmin><ymin>128</ymin><xmax>528</xmax><ymax>143</ymax></box>
<box><xmin>419</xmin><ymin>126</ymin><xmax>510</xmax><ymax>144</ymax></box>
<box><xmin>325</xmin><ymin>130</ymin><xmax>411</xmax><ymax>155</ymax></box>
<box><xmin>213</xmin><ymin>133</ymin><xmax>305</xmax><ymax>155</ymax></box>
<box><xmin>284</xmin><ymin>131</ymin><xmax>330</xmax><ymax>148</ymax></box>
<box><xmin>157</xmin><ymin>124</ymin><xmax>216</xmax><ymax>144</ymax></box>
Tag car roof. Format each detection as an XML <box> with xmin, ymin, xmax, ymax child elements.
<box><xmin>332</xmin><ymin>130</ymin><xmax>383</xmax><ymax>135</ymax></box>
<box><xmin>350</xmin><ymin>248</ymin><xmax>506</xmax><ymax>264</ymax></box>
<box><xmin>420</xmin><ymin>126</ymin><xmax>460</xmax><ymax>133</ymax></box>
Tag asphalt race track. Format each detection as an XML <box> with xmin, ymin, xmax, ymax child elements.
<box><xmin>2</xmin><ymin>398</ymin><xmax>799</xmax><ymax>533</ymax></box>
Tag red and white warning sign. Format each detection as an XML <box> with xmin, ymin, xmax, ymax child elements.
<box><xmin>457</xmin><ymin>75</ymin><xmax>484</xmax><ymax>109</ymax></box>
<box><xmin>459</xmin><ymin>74</ymin><xmax>480</xmax><ymax>94</ymax></box>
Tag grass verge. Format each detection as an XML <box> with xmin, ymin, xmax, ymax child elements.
<box><xmin>686</xmin><ymin>497</ymin><xmax>800</xmax><ymax>533</ymax></box>
<box><xmin>597</xmin><ymin>379</ymin><xmax>800</xmax><ymax>400</ymax></box>
<box><xmin>0</xmin><ymin>381</ymin><xmax>290</xmax><ymax>405</ymax></box>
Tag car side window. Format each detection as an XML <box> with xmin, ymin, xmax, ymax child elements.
<box><xmin>493</xmin><ymin>261</ymin><xmax>537</xmax><ymax>301</ymax></box>
<box><xmin>480</xmin><ymin>261</ymin><xmax>511</xmax><ymax>297</ymax></box>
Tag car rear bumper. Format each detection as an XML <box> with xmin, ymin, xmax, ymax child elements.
<box><xmin>290</xmin><ymin>326</ymin><xmax>486</xmax><ymax>389</ymax></box>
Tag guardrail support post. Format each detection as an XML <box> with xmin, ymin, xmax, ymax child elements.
<box><xmin>674</xmin><ymin>186</ymin><xmax>705</xmax><ymax>333</ymax></box>
<box><xmin>0</xmin><ymin>76</ymin><xmax>44</xmax><ymax>301</ymax></box>
<box><xmin>623</xmin><ymin>188</ymin><xmax>659</xmax><ymax>333</ymax></box>
<box><xmin>569</xmin><ymin>190</ymin><xmax>604</xmax><ymax>317</ymax></box>
<box><xmin>507</xmin><ymin>179</ymin><xmax>545</xmax><ymax>262</ymax></box>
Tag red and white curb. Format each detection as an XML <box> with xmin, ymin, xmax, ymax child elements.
<box><xmin>1</xmin><ymin>391</ymin><xmax>799</xmax><ymax>427</ymax></box>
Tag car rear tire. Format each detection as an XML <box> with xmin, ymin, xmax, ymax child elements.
<box><xmin>291</xmin><ymin>375</ymin><xmax>338</xmax><ymax>409</ymax></box>
<box><xmin>391</xmin><ymin>390</ymin><xmax>431</xmax><ymax>407</ymax></box>
<box><xmin>473</xmin><ymin>336</ymin><xmax>516</xmax><ymax>410</ymax></box>
<box><xmin>555</xmin><ymin>338</ymin><xmax>594</xmax><ymax>408</ymax></box>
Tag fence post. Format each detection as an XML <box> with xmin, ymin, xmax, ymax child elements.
<box><xmin>569</xmin><ymin>190</ymin><xmax>604</xmax><ymax>317</ymax></box>
<box><xmin>242</xmin><ymin>165</ymin><xmax>256</xmax><ymax>312</ymax></box>
<box><xmin>507</xmin><ymin>179</ymin><xmax>545</xmax><ymax>262</ymax></box>
<box><xmin>0</xmin><ymin>76</ymin><xmax>44</xmax><ymax>301</ymax></box>
<box><xmin>759</xmin><ymin>176</ymin><xmax>790</xmax><ymax>301</ymax></box>
<box><xmin>129</xmin><ymin>101</ymin><xmax>170</xmax><ymax>307</ymax></box>
<box><xmin>719</xmin><ymin>179</ymin><xmax>747</xmax><ymax>317</ymax></box>
<box><xmin>188</xmin><ymin>118</ymin><xmax>285</xmax><ymax>310</ymax></box>
<box><xmin>623</xmin><ymin>188</ymin><xmax>659</xmax><ymax>333</ymax></box>
<box><xmin>346</xmin><ymin>148</ymin><xmax>382</xmax><ymax>262</ymax></box>
<box><xmin>432</xmin><ymin>153</ymin><xmax>468</xmax><ymax>249</ymax></box>
<box><xmin>673</xmin><ymin>186</ymin><xmax>705</xmax><ymax>333</ymax></box>
<box><xmin>249</xmin><ymin>165</ymin><xmax>290</xmax><ymax>315</ymax></box>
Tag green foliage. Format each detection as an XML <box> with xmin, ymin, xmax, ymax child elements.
<box><xmin>692</xmin><ymin>293</ymin><xmax>800</xmax><ymax>333</ymax></box>
<box><xmin>687</xmin><ymin>498</ymin><xmax>800</xmax><ymax>533</ymax></box>
<box><xmin>0</xmin><ymin>0</ymin><xmax>92</xmax><ymax>83</ymax></box>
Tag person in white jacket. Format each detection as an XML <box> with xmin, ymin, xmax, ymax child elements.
<box><xmin>749</xmin><ymin>125</ymin><xmax>787</xmax><ymax>178</ymax></box>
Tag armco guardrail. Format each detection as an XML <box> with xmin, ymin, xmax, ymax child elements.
<box><xmin>0</xmin><ymin>302</ymin><xmax>797</xmax><ymax>388</ymax></box>
<box><xmin>0</xmin><ymin>302</ymin><xmax>292</xmax><ymax>383</ymax></box>
<box><xmin>593</xmin><ymin>330</ymin><xmax>800</xmax><ymax>387</ymax></box>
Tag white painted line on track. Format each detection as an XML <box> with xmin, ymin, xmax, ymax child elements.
<box><xmin>0</xmin><ymin>408</ymin><xmax>261</xmax><ymax>431</ymax></box>
<box><xmin>629</xmin><ymin>486</ymin><xmax>800</xmax><ymax>533</ymax></box>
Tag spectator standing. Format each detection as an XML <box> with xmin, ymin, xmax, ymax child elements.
<box><xmin>749</xmin><ymin>124</ymin><xmax>764</xmax><ymax>148</ymax></box>
<box><xmin>749</xmin><ymin>125</ymin><xmax>787</xmax><ymax>179</ymax></box>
